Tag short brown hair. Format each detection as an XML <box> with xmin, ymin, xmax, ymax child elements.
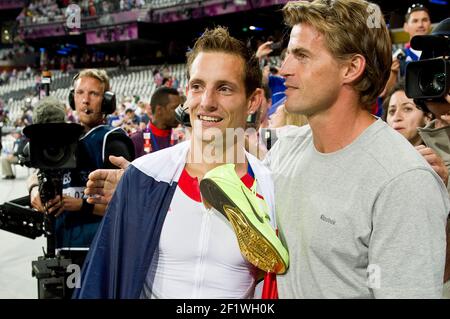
<box><xmin>73</xmin><ymin>69</ymin><xmax>111</xmax><ymax>92</ymax></box>
<box><xmin>405</xmin><ymin>4</ymin><xmax>430</xmax><ymax>23</ymax></box>
<box><xmin>283</xmin><ymin>0</ymin><xmax>392</xmax><ymax>110</ymax></box>
<box><xmin>186</xmin><ymin>27</ymin><xmax>262</xmax><ymax>97</ymax></box>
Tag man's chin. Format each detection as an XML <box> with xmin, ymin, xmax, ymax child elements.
<box><xmin>285</xmin><ymin>103</ymin><xmax>309</xmax><ymax>116</ymax></box>
<box><xmin>414</xmin><ymin>31</ymin><xmax>428</xmax><ymax>36</ymax></box>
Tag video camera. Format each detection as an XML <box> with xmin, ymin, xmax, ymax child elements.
<box><xmin>0</xmin><ymin>194</ymin><xmax>73</xmax><ymax>299</ymax></box>
<box><xmin>0</xmin><ymin>72</ymin><xmax>83</xmax><ymax>299</ymax></box>
<box><xmin>175</xmin><ymin>104</ymin><xmax>191</xmax><ymax>127</ymax></box>
<box><xmin>405</xmin><ymin>18</ymin><xmax>450</xmax><ymax>107</ymax></box>
<box><xmin>0</xmin><ymin>124</ymin><xmax>81</xmax><ymax>298</ymax></box>
<box><xmin>1</xmin><ymin>121</ymin><xmax>83</xmax><ymax>240</ymax></box>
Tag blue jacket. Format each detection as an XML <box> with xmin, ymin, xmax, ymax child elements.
<box><xmin>73</xmin><ymin>141</ymin><xmax>276</xmax><ymax>298</ymax></box>
<box><xmin>57</xmin><ymin>125</ymin><xmax>132</xmax><ymax>249</ymax></box>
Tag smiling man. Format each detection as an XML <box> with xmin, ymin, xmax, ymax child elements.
<box><xmin>385</xmin><ymin>4</ymin><xmax>432</xmax><ymax>94</ymax></box>
<box><xmin>74</xmin><ymin>28</ymin><xmax>278</xmax><ymax>299</ymax></box>
<box><xmin>263</xmin><ymin>0</ymin><xmax>449</xmax><ymax>298</ymax></box>
<box><xmin>27</xmin><ymin>69</ymin><xmax>135</xmax><ymax>297</ymax></box>
<box><xmin>403</xmin><ymin>4</ymin><xmax>432</xmax><ymax>58</ymax></box>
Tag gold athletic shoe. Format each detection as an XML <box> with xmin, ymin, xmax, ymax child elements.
<box><xmin>200</xmin><ymin>164</ymin><xmax>289</xmax><ymax>274</ymax></box>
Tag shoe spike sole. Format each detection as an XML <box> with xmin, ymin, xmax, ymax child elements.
<box><xmin>200</xmin><ymin>178</ymin><xmax>286</xmax><ymax>274</ymax></box>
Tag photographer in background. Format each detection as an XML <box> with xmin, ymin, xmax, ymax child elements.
<box><xmin>27</xmin><ymin>69</ymin><xmax>134</xmax><ymax>275</ymax></box>
<box><xmin>383</xmin><ymin>4</ymin><xmax>432</xmax><ymax>97</ymax></box>
<box><xmin>256</xmin><ymin>41</ymin><xmax>287</xmax><ymax>110</ymax></box>
<box><xmin>402</xmin><ymin>4</ymin><xmax>432</xmax><ymax>67</ymax></box>
<box><xmin>406</xmin><ymin>17</ymin><xmax>450</xmax><ymax>297</ymax></box>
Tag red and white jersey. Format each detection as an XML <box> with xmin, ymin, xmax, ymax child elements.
<box><xmin>141</xmin><ymin>168</ymin><xmax>260</xmax><ymax>299</ymax></box>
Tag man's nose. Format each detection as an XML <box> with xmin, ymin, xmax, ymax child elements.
<box><xmin>81</xmin><ymin>93</ymin><xmax>90</xmax><ymax>104</ymax></box>
<box><xmin>279</xmin><ymin>54</ymin><xmax>293</xmax><ymax>78</ymax></box>
<box><xmin>200</xmin><ymin>90</ymin><xmax>217</xmax><ymax>110</ymax></box>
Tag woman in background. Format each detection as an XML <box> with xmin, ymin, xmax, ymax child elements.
<box><xmin>382</xmin><ymin>81</ymin><xmax>432</xmax><ymax>146</ymax></box>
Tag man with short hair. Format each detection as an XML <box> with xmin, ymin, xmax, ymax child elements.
<box><xmin>27</xmin><ymin>69</ymin><xmax>134</xmax><ymax>276</ymax></box>
<box><xmin>263</xmin><ymin>0</ymin><xmax>448</xmax><ymax>298</ymax></box>
<box><xmin>398</xmin><ymin>4</ymin><xmax>432</xmax><ymax>77</ymax></box>
<box><xmin>384</xmin><ymin>4</ymin><xmax>432</xmax><ymax>96</ymax></box>
<box><xmin>74</xmin><ymin>27</ymin><xmax>282</xmax><ymax>299</ymax></box>
<box><xmin>403</xmin><ymin>3</ymin><xmax>432</xmax><ymax>60</ymax></box>
<box><xmin>132</xmin><ymin>86</ymin><xmax>181</xmax><ymax>157</ymax></box>
<box><xmin>397</xmin><ymin>4</ymin><xmax>432</xmax><ymax>77</ymax></box>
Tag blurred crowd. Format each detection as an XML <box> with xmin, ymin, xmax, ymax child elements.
<box><xmin>17</xmin><ymin>0</ymin><xmax>147</xmax><ymax>26</ymax></box>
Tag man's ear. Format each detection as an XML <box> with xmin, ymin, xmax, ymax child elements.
<box><xmin>403</xmin><ymin>22</ymin><xmax>411</xmax><ymax>34</ymax></box>
<box><xmin>154</xmin><ymin>104</ymin><xmax>163</xmax><ymax>115</ymax></box>
<box><xmin>342</xmin><ymin>54</ymin><xmax>366</xmax><ymax>85</ymax></box>
<box><xmin>247</xmin><ymin>88</ymin><xmax>263</xmax><ymax>115</ymax></box>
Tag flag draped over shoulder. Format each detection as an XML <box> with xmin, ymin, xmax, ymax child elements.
<box><xmin>73</xmin><ymin>141</ymin><xmax>278</xmax><ymax>299</ymax></box>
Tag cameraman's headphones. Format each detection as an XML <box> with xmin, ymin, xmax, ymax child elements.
<box><xmin>175</xmin><ymin>104</ymin><xmax>191</xmax><ymax>127</ymax></box>
<box><xmin>68</xmin><ymin>72</ymin><xmax>116</xmax><ymax>115</ymax></box>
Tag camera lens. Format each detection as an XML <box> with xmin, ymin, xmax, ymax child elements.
<box><xmin>432</xmin><ymin>73</ymin><xmax>445</xmax><ymax>93</ymax></box>
<box><xmin>419</xmin><ymin>69</ymin><xmax>446</xmax><ymax>96</ymax></box>
<box><xmin>41</xmin><ymin>145</ymin><xmax>67</xmax><ymax>165</ymax></box>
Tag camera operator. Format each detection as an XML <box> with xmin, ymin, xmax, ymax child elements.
<box><xmin>407</xmin><ymin>17</ymin><xmax>450</xmax><ymax>297</ymax></box>
<box><xmin>27</xmin><ymin>69</ymin><xmax>134</xmax><ymax>271</ymax></box>
<box><xmin>408</xmin><ymin>18</ymin><xmax>450</xmax><ymax>192</ymax></box>
<box><xmin>383</xmin><ymin>4</ymin><xmax>432</xmax><ymax>97</ymax></box>
<box><xmin>402</xmin><ymin>4</ymin><xmax>432</xmax><ymax>67</ymax></box>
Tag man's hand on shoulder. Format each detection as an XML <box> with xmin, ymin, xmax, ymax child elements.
<box><xmin>416</xmin><ymin>145</ymin><xmax>449</xmax><ymax>186</ymax></box>
<box><xmin>85</xmin><ymin>155</ymin><xmax>130</xmax><ymax>205</ymax></box>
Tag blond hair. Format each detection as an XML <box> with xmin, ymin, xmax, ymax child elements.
<box><xmin>73</xmin><ymin>69</ymin><xmax>111</xmax><ymax>92</ymax></box>
<box><xmin>283</xmin><ymin>0</ymin><xmax>392</xmax><ymax>110</ymax></box>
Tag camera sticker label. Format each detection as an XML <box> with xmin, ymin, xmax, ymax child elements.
<box><xmin>63</xmin><ymin>187</ymin><xmax>85</xmax><ymax>199</ymax></box>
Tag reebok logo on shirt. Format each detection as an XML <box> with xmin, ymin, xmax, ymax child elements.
<box><xmin>320</xmin><ymin>214</ymin><xmax>336</xmax><ymax>225</ymax></box>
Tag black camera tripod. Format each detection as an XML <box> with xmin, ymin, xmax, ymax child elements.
<box><xmin>0</xmin><ymin>195</ymin><xmax>73</xmax><ymax>299</ymax></box>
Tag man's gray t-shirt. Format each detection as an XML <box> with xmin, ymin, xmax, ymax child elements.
<box><xmin>264</xmin><ymin>119</ymin><xmax>449</xmax><ymax>298</ymax></box>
